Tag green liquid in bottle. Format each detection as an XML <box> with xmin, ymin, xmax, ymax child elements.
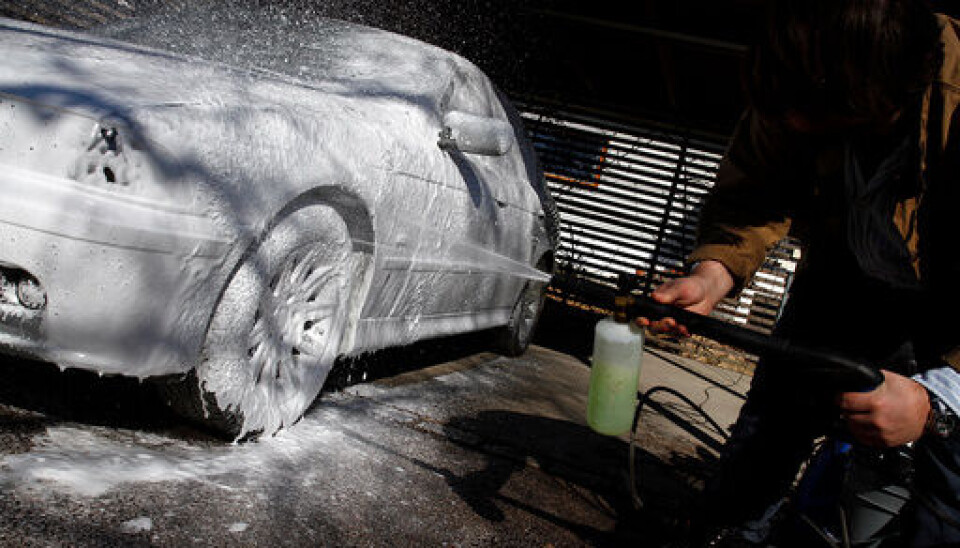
<box><xmin>587</xmin><ymin>360</ymin><xmax>641</xmax><ymax>435</ymax></box>
<box><xmin>587</xmin><ymin>317</ymin><xmax>643</xmax><ymax>436</ymax></box>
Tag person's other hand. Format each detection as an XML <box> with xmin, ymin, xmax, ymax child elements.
<box><xmin>637</xmin><ymin>260</ymin><xmax>734</xmax><ymax>336</ymax></box>
<box><xmin>838</xmin><ymin>370</ymin><xmax>931</xmax><ymax>447</ymax></box>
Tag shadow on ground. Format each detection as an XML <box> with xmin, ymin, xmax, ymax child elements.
<box><xmin>0</xmin><ymin>357</ymin><xmax>193</xmax><ymax>435</ymax></box>
<box><xmin>439</xmin><ymin>410</ymin><xmax>715</xmax><ymax>546</ymax></box>
<box><xmin>322</xmin><ymin>329</ymin><xmax>497</xmax><ymax>392</ymax></box>
<box><xmin>0</xmin><ymin>297</ymin><xmax>721</xmax><ymax>546</ymax></box>
<box><xmin>531</xmin><ymin>297</ymin><xmax>603</xmax><ymax>363</ymax></box>
<box><xmin>0</xmin><ymin>320</ymin><xmax>502</xmax><ymax>439</ymax></box>
<box><xmin>326</xmin><ymin>293</ymin><xmax>607</xmax><ymax>391</ymax></box>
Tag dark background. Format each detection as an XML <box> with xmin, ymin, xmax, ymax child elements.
<box><xmin>4</xmin><ymin>0</ymin><xmax>960</xmax><ymax>138</ymax></box>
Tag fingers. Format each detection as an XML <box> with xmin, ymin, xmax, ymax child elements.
<box><xmin>635</xmin><ymin>315</ymin><xmax>690</xmax><ymax>336</ymax></box>
<box><xmin>836</xmin><ymin>371</ymin><xmax>928</xmax><ymax>447</ymax></box>
<box><xmin>639</xmin><ymin>277</ymin><xmax>709</xmax><ymax>336</ymax></box>
<box><xmin>635</xmin><ymin>278</ymin><xmax>705</xmax><ymax>336</ymax></box>
<box><xmin>842</xmin><ymin>415</ymin><xmax>884</xmax><ymax>447</ymax></box>
<box><xmin>837</xmin><ymin>370</ymin><xmax>892</xmax><ymax>413</ymax></box>
<box><xmin>651</xmin><ymin>278</ymin><xmax>682</xmax><ymax>302</ymax></box>
<box><xmin>652</xmin><ymin>277</ymin><xmax>704</xmax><ymax>308</ymax></box>
<box><xmin>655</xmin><ymin>317</ymin><xmax>689</xmax><ymax>337</ymax></box>
<box><xmin>837</xmin><ymin>390</ymin><xmax>876</xmax><ymax>414</ymax></box>
<box><xmin>838</xmin><ymin>385</ymin><xmax>888</xmax><ymax>447</ymax></box>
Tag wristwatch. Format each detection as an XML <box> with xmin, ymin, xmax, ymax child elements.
<box><xmin>925</xmin><ymin>391</ymin><xmax>958</xmax><ymax>438</ymax></box>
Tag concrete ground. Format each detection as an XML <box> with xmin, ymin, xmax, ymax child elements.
<box><xmin>0</xmin><ymin>301</ymin><xmax>749</xmax><ymax>547</ymax></box>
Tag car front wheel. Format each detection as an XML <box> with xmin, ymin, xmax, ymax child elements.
<box><xmin>162</xmin><ymin>205</ymin><xmax>356</xmax><ymax>439</ymax></box>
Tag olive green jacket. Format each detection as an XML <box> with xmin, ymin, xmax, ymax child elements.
<box><xmin>689</xmin><ymin>14</ymin><xmax>960</xmax><ymax>370</ymax></box>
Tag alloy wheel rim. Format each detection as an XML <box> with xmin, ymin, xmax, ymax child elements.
<box><xmin>246</xmin><ymin>246</ymin><xmax>339</xmax><ymax>389</ymax></box>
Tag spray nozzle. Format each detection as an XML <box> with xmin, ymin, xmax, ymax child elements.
<box><xmin>613</xmin><ymin>295</ymin><xmax>635</xmax><ymax>324</ymax></box>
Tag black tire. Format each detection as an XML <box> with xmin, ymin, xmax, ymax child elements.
<box><xmin>160</xmin><ymin>205</ymin><xmax>357</xmax><ymax>439</ymax></box>
<box><xmin>495</xmin><ymin>272</ymin><xmax>549</xmax><ymax>357</ymax></box>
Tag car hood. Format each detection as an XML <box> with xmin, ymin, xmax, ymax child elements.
<box><xmin>0</xmin><ymin>16</ymin><xmax>456</xmax><ymax>120</ymax></box>
<box><xmin>0</xmin><ymin>16</ymin><xmax>465</xmax><ymax>209</ymax></box>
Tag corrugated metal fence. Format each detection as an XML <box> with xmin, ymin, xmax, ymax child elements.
<box><xmin>520</xmin><ymin>103</ymin><xmax>800</xmax><ymax>334</ymax></box>
<box><xmin>520</xmin><ymin>104</ymin><xmax>723</xmax><ymax>290</ymax></box>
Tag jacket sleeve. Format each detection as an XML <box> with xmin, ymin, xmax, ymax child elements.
<box><xmin>946</xmin><ymin>349</ymin><xmax>960</xmax><ymax>373</ymax></box>
<box><xmin>688</xmin><ymin>109</ymin><xmax>794</xmax><ymax>292</ymax></box>
<box><xmin>915</xmin><ymin>367</ymin><xmax>960</xmax><ymax>417</ymax></box>
<box><xmin>929</xmin><ymin>99</ymin><xmax>960</xmax><ymax>374</ymax></box>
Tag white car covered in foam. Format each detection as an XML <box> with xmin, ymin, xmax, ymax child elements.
<box><xmin>0</xmin><ymin>12</ymin><xmax>556</xmax><ymax>438</ymax></box>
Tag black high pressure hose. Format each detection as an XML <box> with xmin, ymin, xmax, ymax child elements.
<box><xmin>620</xmin><ymin>294</ymin><xmax>884</xmax><ymax>392</ymax></box>
<box><xmin>600</xmin><ymin>292</ymin><xmax>885</xmax><ymax>516</ymax></box>
<box><xmin>628</xmin><ymin>384</ymin><xmax>731</xmax><ymax>511</ymax></box>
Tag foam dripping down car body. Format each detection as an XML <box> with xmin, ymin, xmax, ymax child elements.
<box><xmin>0</xmin><ymin>13</ymin><xmax>557</xmax><ymax>439</ymax></box>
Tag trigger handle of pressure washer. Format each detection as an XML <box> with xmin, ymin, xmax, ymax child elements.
<box><xmin>625</xmin><ymin>295</ymin><xmax>884</xmax><ymax>392</ymax></box>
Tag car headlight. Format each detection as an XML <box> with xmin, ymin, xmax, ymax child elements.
<box><xmin>0</xmin><ymin>265</ymin><xmax>46</xmax><ymax>311</ymax></box>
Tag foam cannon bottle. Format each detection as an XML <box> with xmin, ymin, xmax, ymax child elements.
<box><xmin>587</xmin><ymin>295</ymin><xmax>643</xmax><ymax>436</ymax></box>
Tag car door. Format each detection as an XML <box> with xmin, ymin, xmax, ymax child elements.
<box><xmin>357</xmin><ymin>70</ymin><xmax>506</xmax><ymax>337</ymax></box>
<box><xmin>435</xmin><ymin>65</ymin><xmax>542</xmax><ymax>315</ymax></box>
<box><xmin>470</xmin><ymin>87</ymin><xmax>549</xmax><ymax>269</ymax></box>
<box><xmin>360</xmin><ymin>61</ymin><xmax>543</xmax><ymax>343</ymax></box>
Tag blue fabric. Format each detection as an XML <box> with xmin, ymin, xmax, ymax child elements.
<box><xmin>703</xmin><ymin>363</ymin><xmax>960</xmax><ymax>547</ymax></box>
<box><xmin>914</xmin><ymin>366</ymin><xmax>960</xmax><ymax>417</ymax></box>
<box><xmin>904</xmin><ymin>433</ymin><xmax>960</xmax><ymax>546</ymax></box>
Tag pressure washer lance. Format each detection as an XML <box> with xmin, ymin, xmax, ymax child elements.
<box><xmin>586</xmin><ymin>294</ymin><xmax>885</xmax><ymax>438</ymax></box>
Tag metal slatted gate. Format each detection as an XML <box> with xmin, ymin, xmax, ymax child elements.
<box><xmin>520</xmin><ymin>104</ymin><xmax>800</xmax><ymax>337</ymax></box>
<box><xmin>520</xmin><ymin>105</ymin><xmax>722</xmax><ymax>290</ymax></box>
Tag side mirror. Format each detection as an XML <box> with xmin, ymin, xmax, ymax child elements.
<box><xmin>438</xmin><ymin>111</ymin><xmax>515</xmax><ymax>156</ymax></box>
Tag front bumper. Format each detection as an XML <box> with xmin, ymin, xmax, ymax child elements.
<box><xmin>0</xmin><ymin>164</ymin><xmax>232</xmax><ymax>376</ymax></box>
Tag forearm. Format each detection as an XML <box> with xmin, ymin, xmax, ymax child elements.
<box><xmin>689</xmin><ymin>110</ymin><xmax>794</xmax><ymax>290</ymax></box>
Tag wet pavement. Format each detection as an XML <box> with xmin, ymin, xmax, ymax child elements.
<box><xmin>0</xmin><ymin>303</ymin><xmax>749</xmax><ymax>547</ymax></box>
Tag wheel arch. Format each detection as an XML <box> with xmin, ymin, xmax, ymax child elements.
<box><xmin>278</xmin><ymin>185</ymin><xmax>375</xmax><ymax>256</ymax></box>
<box><xmin>195</xmin><ymin>185</ymin><xmax>377</xmax><ymax>364</ymax></box>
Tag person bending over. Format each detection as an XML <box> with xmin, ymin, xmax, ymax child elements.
<box><xmin>646</xmin><ymin>0</ymin><xmax>960</xmax><ymax>544</ymax></box>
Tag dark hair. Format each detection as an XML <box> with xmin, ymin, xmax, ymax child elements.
<box><xmin>747</xmin><ymin>0</ymin><xmax>942</xmax><ymax>120</ymax></box>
